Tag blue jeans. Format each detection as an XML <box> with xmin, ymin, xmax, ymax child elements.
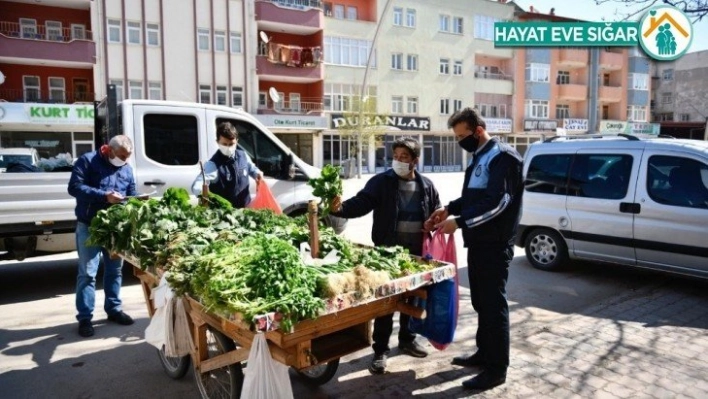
<box><xmin>75</xmin><ymin>222</ymin><xmax>124</xmax><ymax>322</ymax></box>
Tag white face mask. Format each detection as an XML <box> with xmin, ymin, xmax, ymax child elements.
<box><xmin>109</xmin><ymin>154</ymin><xmax>126</xmax><ymax>167</ymax></box>
<box><xmin>218</xmin><ymin>144</ymin><xmax>237</xmax><ymax>157</ymax></box>
<box><xmin>392</xmin><ymin>160</ymin><xmax>412</xmax><ymax>178</ymax></box>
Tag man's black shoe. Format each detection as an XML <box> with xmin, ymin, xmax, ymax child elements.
<box><xmin>107</xmin><ymin>311</ymin><xmax>134</xmax><ymax>325</ymax></box>
<box><xmin>78</xmin><ymin>319</ymin><xmax>94</xmax><ymax>337</ymax></box>
<box><xmin>368</xmin><ymin>353</ymin><xmax>387</xmax><ymax>374</ymax></box>
<box><xmin>462</xmin><ymin>370</ymin><xmax>506</xmax><ymax>390</ymax></box>
<box><xmin>398</xmin><ymin>340</ymin><xmax>428</xmax><ymax>358</ymax></box>
<box><xmin>451</xmin><ymin>353</ymin><xmax>485</xmax><ymax>367</ymax></box>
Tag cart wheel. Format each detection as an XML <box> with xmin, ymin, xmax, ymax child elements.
<box><xmin>157</xmin><ymin>346</ymin><xmax>191</xmax><ymax>379</ymax></box>
<box><xmin>296</xmin><ymin>358</ymin><xmax>340</xmax><ymax>385</ymax></box>
<box><xmin>195</xmin><ymin>327</ymin><xmax>244</xmax><ymax>399</ymax></box>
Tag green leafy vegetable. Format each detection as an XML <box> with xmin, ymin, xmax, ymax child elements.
<box><xmin>308</xmin><ymin>164</ymin><xmax>343</xmax><ymax>216</ymax></box>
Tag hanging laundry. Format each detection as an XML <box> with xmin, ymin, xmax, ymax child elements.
<box><xmin>290</xmin><ymin>47</ymin><xmax>302</xmax><ymax>67</ymax></box>
<box><xmin>279</xmin><ymin>45</ymin><xmax>291</xmax><ymax>64</ymax></box>
<box><xmin>301</xmin><ymin>48</ymin><xmax>314</xmax><ymax>67</ymax></box>
<box><xmin>267</xmin><ymin>42</ymin><xmax>280</xmax><ymax>63</ymax></box>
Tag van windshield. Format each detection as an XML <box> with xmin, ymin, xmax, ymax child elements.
<box><xmin>0</xmin><ymin>155</ymin><xmax>34</xmax><ymax>168</ymax></box>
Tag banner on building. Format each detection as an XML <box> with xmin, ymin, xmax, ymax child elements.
<box><xmin>626</xmin><ymin>122</ymin><xmax>660</xmax><ymax>135</ymax></box>
<box><xmin>0</xmin><ymin>103</ymin><xmax>94</xmax><ymax>125</ymax></box>
<box><xmin>256</xmin><ymin>115</ymin><xmax>327</xmax><ymax>129</ymax></box>
<box><xmin>599</xmin><ymin>120</ymin><xmax>628</xmax><ymax>134</ymax></box>
<box><xmin>485</xmin><ymin>118</ymin><xmax>513</xmax><ymax>134</ymax></box>
<box><xmin>330</xmin><ymin>114</ymin><xmax>431</xmax><ymax>131</ymax></box>
<box><xmin>562</xmin><ymin>118</ymin><xmax>589</xmax><ymax>132</ymax></box>
<box><xmin>524</xmin><ymin>119</ymin><xmax>558</xmax><ymax>132</ymax></box>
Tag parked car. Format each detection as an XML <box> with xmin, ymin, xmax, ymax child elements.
<box><xmin>517</xmin><ymin>134</ymin><xmax>708</xmax><ymax>279</ymax></box>
<box><xmin>0</xmin><ymin>147</ymin><xmax>40</xmax><ymax>172</ymax></box>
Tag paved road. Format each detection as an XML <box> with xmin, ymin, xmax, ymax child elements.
<box><xmin>1</xmin><ymin>173</ymin><xmax>707</xmax><ymax>398</ymax></box>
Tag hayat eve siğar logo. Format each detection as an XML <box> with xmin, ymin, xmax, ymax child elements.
<box><xmin>638</xmin><ymin>5</ymin><xmax>693</xmax><ymax>61</ymax></box>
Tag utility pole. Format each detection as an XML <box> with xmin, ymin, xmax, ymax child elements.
<box><xmin>587</xmin><ymin>48</ymin><xmax>600</xmax><ymax>133</ymax></box>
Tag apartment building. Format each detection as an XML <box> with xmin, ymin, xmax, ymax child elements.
<box><xmin>0</xmin><ymin>0</ymin><xmax>96</xmax><ymax>158</ymax></box>
<box><xmin>651</xmin><ymin>50</ymin><xmax>708</xmax><ymax>139</ymax></box>
<box><xmin>508</xmin><ymin>6</ymin><xmax>654</xmax><ymax>154</ymax></box>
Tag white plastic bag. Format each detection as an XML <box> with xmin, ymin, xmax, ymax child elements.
<box><xmin>144</xmin><ymin>304</ymin><xmax>167</xmax><ymax>348</ymax></box>
<box><xmin>241</xmin><ymin>334</ymin><xmax>294</xmax><ymax>399</ymax></box>
<box><xmin>145</xmin><ymin>273</ymin><xmax>193</xmax><ymax>357</ymax></box>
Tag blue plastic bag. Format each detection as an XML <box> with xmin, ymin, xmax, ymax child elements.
<box><xmin>409</xmin><ymin>277</ymin><xmax>458</xmax><ymax>350</ymax></box>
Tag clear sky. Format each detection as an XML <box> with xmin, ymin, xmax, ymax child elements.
<box><xmin>514</xmin><ymin>0</ymin><xmax>708</xmax><ymax>53</ymax></box>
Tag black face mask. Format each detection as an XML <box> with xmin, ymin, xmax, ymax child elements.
<box><xmin>458</xmin><ymin>135</ymin><xmax>479</xmax><ymax>153</ymax></box>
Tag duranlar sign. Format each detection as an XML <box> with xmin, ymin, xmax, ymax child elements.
<box><xmin>330</xmin><ymin>114</ymin><xmax>431</xmax><ymax>131</ymax></box>
<box><xmin>0</xmin><ymin>103</ymin><xmax>94</xmax><ymax>125</ymax></box>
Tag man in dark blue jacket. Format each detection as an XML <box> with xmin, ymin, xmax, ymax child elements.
<box><xmin>330</xmin><ymin>137</ymin><xmax>442</xmax><ymax>374</ymax></box>
<box><xmin>429</xmin><ymin>108</ymin><xmax>523</xmax><ymax>390</ymax></box>
<box><xmin>191</xmin><ymin>121</ymin><xmax>263</xmax><ymax>208</ymax></box>
<box><xmin>68</xmin><ymin>135</ymin><xmax>140</xmax><ymax>338</ymax></box>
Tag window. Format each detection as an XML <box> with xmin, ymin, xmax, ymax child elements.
<box><xmin>144</xmin><ymin>114</ymin><xmax>199</xmax><ymax>166</ymax></box>
<box><xmin>407</xmin><ymin>54</ymin><xmax>418</xmax><ymax>71</ymax></box>
<box><xmin>199</xmin><ymin>84</ymin><xmax>211</xmax><ymax>104</ymax></box>
<box><xmin>46</xmin><ymin>21</ymin><xmax>62</xmax><ymax>41</ymax></box>
<box><xmin>334</xmin><ymin>4</ymin><xmax>344</xmax><ymax>19</ymax></box>
<box><xmin>23</xmin><ymin>76</ymin><xmax>40</xmax><ymax>101</ymax></box>
<box><xmin>129</xmin><ymin>81</ymin><xmax>143</xmax><ymax>99</ymax></box>
<box><xmin>324</xmin><ymin>36</ymin><xmax>375</xmax><ymax>67</ymax></box>
<box><xmin>406</xmin><ymin>9</ymin><xmax>416</xmax><ymax>27</ymax></box>
<box><xmin>391</xmin><ymin>96</ymin><xmax>403</xmax><ymax>114</ymax></box>
<box><xmin>148</xmin><ymin>82</ymin><xmax>162</xmax><ymax>100</ymax></box>
<box><xmin>216</xmin><ymin>86</ymin><xmax>227</xmax><ymax>105</ymax></box>
<box><xmin>71</xmin><ymin>24</ymin><xmax>86</xmax><ymax>40</ymax></box>
<box><xmin>453</xmin><ymin>60</ymin><xmax>463</xmax><ymax>76</ymax></box>
<box><xmin>214</xmin><ymin>31</ymin><xmax>226</xmax><ymax>52</ymax></box>
<box><xmin>453</xmin><ymin>99</ymin><xmax>463</xmax><ymax>112</ymax></box>
<box><xmin>325</xmin><ymin>83</ymin><xmax>377</xmax><ymax>112</ymax></box>
<box><xmin>439</xmin><ymin>58</ymin><xmax>450</xmax><ymax>75</ymax></box>
<box><xmin>439</xmin><ymin>15</ymin><xmax>450</xmax><ymax>32</ymax></box>
<box><xmin>197</xmin><ymin>28</ymin><xmax>210</xmax><ymax>50</ymax></box>
<box><xmin>453</xmin><ymin>17</ymin><xmax>463</xmax><ymax>34</ymax></box>
<box><xmin>627</xmin><ymin>106</ymin><xmax>647</xmax><ymax>122</ymax></box>
<box><xmin>230</xmin><ymin>32</ymin><xmax>242</xmax><ymax>53</ymax></box>
<box><xmin>146</xmin><ymin>23</ymin><xmax>160</xmax><ymax>46</ymax></box>
<box><xmin>661</xmin><ymin>92</ymin><xmax>672</xmax><ymax>104</ymax></box>
<box><xmin>48</xmin><ymin>77</ymin><xmax>65</xmax><ymax>102</ymax></box>
<box><xmin>20</xmin><ymin>18</ymin><xmax>37</xmax><ymax>39</ymax></box>
<box><xmin>556</xmin><ymin>104</ymin><xmax>570</xmax><ymax>119</ymax></box>
<box><xmin>474</xmin><ymin>15</ymin><xmax>498</xmax><ymax>40</ymax></box>
<box><xmin>407</xmin><ymin>96</ymin><xmax>418</xmax><ymax>114</ymax></box>
<box><xmin>391</xmin><ymin>53</ymin><xmax>403</xmax><ymax>70</ymax></box>
<box><xmin>680</xmin><ymin>113</ymin><xmax>690</xmax><ymax>121</ymax></box>
<box><xmin>525</xmin><ymin>154</ymin><xmax>572</xmax><ymax>195</ymax></box>
<box><xmin>557</xmin><ymin>71</ymin><xmax>570</xmax><ymax>85</ymax></box>
<box><xmin>127</xmin><ymin>21</ymin><xmax>141</xmax><ymax>44</ymax></box>
<box><xmin>393</xmin><ymin>7</ymin><xmax>403</xmax><ymax>26</ymax></box>
<box><xmin>440</xmin><ymin>98</ymin><xmax>450</xmax><ymax>114</ymax></box>
<box><xmin>108</xmin><ymin>19</ymin><xmax>121</xmax><ymax>43</ymax></box>
<box><xmin>232</xmin><ymin>86</ymin><xmax>243</xmax><ymax>107</ymax></box>
<box><xmin>289</xmin><ymin>93</ymin><xmax>301</xmax><ymax>112</ymax></box>
<box><xmin>574</xmin><ymin>155</ymin><xmax>633</xmax><ymax>200</ymax></box>
<box><xmin>220</xmin><ymin>118</ymin><xmax>291</xmax><ymax>179</ymax></box>
<box><xmin>648</xmin><ymin>156</ymin><xmax>708</xmax><ymax>209</ymax></box>
<box><xmin>259</xmin><ymin>92</ymin><xmax>267</xmax><ymax>107</ymax></box>
<box><xmin>489</xmin><ymin>105</ymin><xmax>499</xmax><ymax>118</ymax></box>
<box><xmin>525</xmin><ymin>100</ymin><xmax>549</xmax><ymax>119</ymax></box>
<box><xmin>662</xmin><ymin>69</ymin><xmax>673</xmax><ymax>81</ymax></box>
<box><xmin>109</xmin><ymin>79</ymin><xmax>124</xmax><ymax>101</ymax></box>
<box><xmin>526</xmin><ymin>63</ymin><xmax>550</xmax><ymax>82</ymax></box>
<box><xmin>630</xmin><ymin>73</ymin><xmax>649</xmax><ymax>90</ymax></box>
<box><xmin>499</xmin><ymin>104</ymin><xmax>507</xmax><ymax>118</ymax></box>
<box><xmin>347</xmin><ymin>6</ymin><xmax>357</xmax><ymax>20</ymax></box>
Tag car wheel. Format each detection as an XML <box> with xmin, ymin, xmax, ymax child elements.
<box><xmin>524</xmin><ymin>228</ymin><xmax>568</xmax><ymax>271</ymax></box>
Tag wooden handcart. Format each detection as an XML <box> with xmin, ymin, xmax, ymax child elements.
<box><xmin>128</xmin><ymin>257</ymin><xmax>455</xmax><ymax>399</ymax></box>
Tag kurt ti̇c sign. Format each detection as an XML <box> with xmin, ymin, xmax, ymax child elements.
<box><xmin>494</xmin><ymin>6</ymin><xmax>693</xmax><ymax>61</ymax></box>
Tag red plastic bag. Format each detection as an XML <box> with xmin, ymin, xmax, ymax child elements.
<box><xmin>248</xmin><ymin>182</ymin><xmax>283</xmax><ymax>214</ymax></box>
<box><xmin>417</xmin><ymin>229</ymin><xmax>459</xmax><ymax>350</ymax></box>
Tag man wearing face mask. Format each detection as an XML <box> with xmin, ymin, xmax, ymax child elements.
<box><xmin>68</xmin><ymin>135</ymin><xmax>141</xmax><ymax>338</ymax></box>
<box><xmin>192</xmin><ymin>121</ymin><xmax>263</xmax><ymax>208</ymax></box>
<box><xmin>426</xmin><ymin>108</ymin><xmax>523</xmax><ymax>390</ymax></box>
<box><xmin>329</xmin><ymin>137</ymin><xmax>442</xmax><ymax>374</ymax></box>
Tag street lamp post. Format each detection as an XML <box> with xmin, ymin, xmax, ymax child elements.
<box><xmin>357</xmin><ymin>0</ymin><xmax>394</xmax><ymax>179</ymax></box>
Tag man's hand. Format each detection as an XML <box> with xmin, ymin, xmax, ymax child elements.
<box><xmin>434</xmin><ymin>218</ymin><xmax>458</xmax><ymax>234</ymax></box>
<box><xmin>330</xmin><ymin>195</ymin><xmax>342</xmax><ymax>213</ymax></box>
<box><xmin>255</xmin><ymin>171</ymin><xmax>264</xmax><ymax>185</ymax></box>
<box><xmin>426</xmin><ymin>207</ymin><xmax>449</xmax><ymax>227</ymax></box>
<box><xmin>106</xmin><ymin>191</ymin><xmax>124</xmax><ymax>204</ymax></box>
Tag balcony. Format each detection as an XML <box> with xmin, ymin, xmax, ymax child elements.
<box><xmin>557</xmin><ymin>84</ymin><xmax>587</xmax><ymax>101</ymax></box>
<box><xmin>599</xmin><ymin>50</ymin><xmax>624</xmax><ymax>71</ymax></box>
<box><xmin>0</xmin><ymin>89</ymin><xmax>96</xmax><ymax>104</ymax></box>
<box><xmin>558</xmin><ymin>49</ymin><xmax>588</xmax><ymax>68</ymax></box>
<box><xmin>257</xmin><ymin>99</ymin><xmax>324</xmax><ymax>115</ymax></box>
<box><xmin>473</xmin><ymin>72</ymin><xmax>513</xmax><ymax>95</ymax></box>
<box><xmin>256</xmin><ymin>0</ymin><xmax>323</xmax><ymax>34</ymax></box>
<box><xmin>256</xmin><ymin>52</ymin><xmax>324</xmax><ymax>83</ymax></box>
<box><xmin>0</xmin><ymin>22</ymin><xmax>95</xmax><ymax>66</ymax></box>
<box><xmin>598</xmin><ymin>85</ymin><xmax>622</xmax><ymax>103</ymax></box>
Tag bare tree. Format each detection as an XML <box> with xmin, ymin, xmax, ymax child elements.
<box><xmin>596</xmin><ymin>0</ymin><xmax>708</xmax><ymax>21</ymax></box>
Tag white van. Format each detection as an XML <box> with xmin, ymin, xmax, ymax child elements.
<box><xmin>0</xmin><ymin>147</ymin><xmax>40</xmax><ymax>172</ymax></box>
<box><xmin>517</xmin><ymin>134</ymin><xmax>708</xmax><ymax>279</ymax></box>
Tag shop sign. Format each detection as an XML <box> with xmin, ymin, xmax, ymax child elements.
<box><xmin>524</xmin><ymin>119</ymin><xmax>557</xmax><ymax>132</ymax></box>
<box><xmin>563</xmin><ymin>118</ymin><xmax>589</xmax><ymax>132</ymax></box>
<box><xmin>485</xmin><ymin>118</ymin><xmax>513</xmax><ymax>134</ymax></box>
<box><xmin>0</xmin><ymin>103</ymin><xmax>94</xmax><ymax>125</ymax></box>
<box><xmin>330</xmin><ymin>114</ymin><xmax>431</xmax><ymax>131</ymax></box>
<box><xmin>256</xmin><ymin>115</ymin><xmax>327</xmax><ymax>129</ymax></box>
<box><xmin>627</xmin><ymin>122</ymin><xmax>660</xmax><ymax>135</ymax></box>
<box><xmin>599</xmin><ymin>120</ymin><xmax>628</xmax><ymax>134</ymax></box>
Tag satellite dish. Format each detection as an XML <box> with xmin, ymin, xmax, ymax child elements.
<box><xmin>259</xmin><ymin>31</ymin><xmax>270</xmax><ymax>43</ymax></box>
<box><xmin>268</xmin><ymin>87</ymin><xmax>280</xmax><ymax>103</ymax></box>
<box><xmin>0</xmin><ymin>71</ymin><xmax>5</xmax><ymax>85</ymax></box>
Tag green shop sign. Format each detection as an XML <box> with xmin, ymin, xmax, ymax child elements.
<box><xmin>26</xmin><ymin>105</ymin><xmax>94</xmax><ymax>125</ymax></box>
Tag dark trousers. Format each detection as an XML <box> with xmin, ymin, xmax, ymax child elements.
<box><xmin>467</xmin><ymin>241</ymin><xmax>513</xmax><ymax>373</ymax></box>
<box><xmin>372</xmin><ymin>312</ymin><xmax>416</xmax><ymax>355</ymax></box>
